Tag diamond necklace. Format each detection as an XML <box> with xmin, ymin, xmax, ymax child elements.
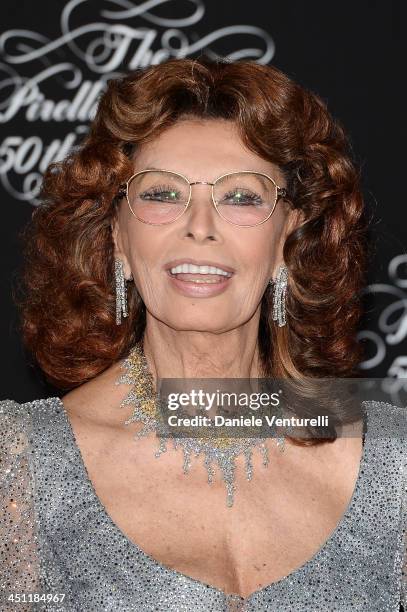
<box><xmin>115</xmin><ymin>339</ymin><xmax>286</xmax><ymax>507</ymax></box>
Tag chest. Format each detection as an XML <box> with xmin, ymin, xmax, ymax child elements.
<box><xmin>80</xmin><ymin>432</ymin><xmax>361</xmax><ymax>598</ymax></box>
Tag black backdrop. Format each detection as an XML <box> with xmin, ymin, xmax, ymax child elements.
<box><xmin>0</xmin><ymin>0</ymin><xmax>405</xmax><ymax>403</ymax></box>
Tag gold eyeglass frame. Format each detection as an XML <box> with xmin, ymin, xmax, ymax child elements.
<box><xmin>117</xmin><ymin>169</ymin><xmax>288</xmax><ymax>228</ymax></box>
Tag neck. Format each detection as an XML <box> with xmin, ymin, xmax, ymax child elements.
<box><xmin>142</xmin><ymin>314</ymin><xmax>264</xmax><ymax>381</ymax></box>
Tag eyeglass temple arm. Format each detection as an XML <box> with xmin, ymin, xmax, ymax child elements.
<box><xmin>116</xmin><ymin>184</ymin><xmax>127</xmax><ymax>198</ymax></box>
<box><xmin>277</xmin><ymin>187</ymin><xmax>288</xmax><ymax>201</ymax></box>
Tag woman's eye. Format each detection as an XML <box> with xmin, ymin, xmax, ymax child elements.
<box><xmin>222</xmin><ymin>190</ymin><xmax>262</xmax><ymax>206</ymax></box>
<box><xmin>140</xmin><ymin>188</ymin><xmax>180</xmax><ymax>202</ymax></box>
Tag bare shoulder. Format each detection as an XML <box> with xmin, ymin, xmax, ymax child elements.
<box><xmin>60</xmin><ymin>357</ymin><xmax>156</xmax><ymax>482</ymax></box>
<box><xmin>61</xmin><ymin>358</ymin><xmax>133</xmax><ymax>429</ymax></box>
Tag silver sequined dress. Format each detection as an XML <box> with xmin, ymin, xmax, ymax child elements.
<box><xmin>0</xmin><ymin>397</ymin><xmax>406</xmax><ymax>612</ymax></box>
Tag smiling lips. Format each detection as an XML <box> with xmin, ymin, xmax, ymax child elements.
<box><xmin>169</xmin><ymin>262</ymin><xmax>233</xmax><ymax>284</ymax></box>
<box><xmin>165</xmin><ymin>260</ymin><xmax>235</xmax><ymax>283</ymax></box>
<box><xmin>165</xmin><ymin>260</ymin><xmax>235</xmax><ymax>296</ymax></box>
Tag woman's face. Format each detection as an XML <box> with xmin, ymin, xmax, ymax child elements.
<box><xmin>113</xmin><ymin>118</ymin><xmax>295</xmax><ymax>333</ymax></box>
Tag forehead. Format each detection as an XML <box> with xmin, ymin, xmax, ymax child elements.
<box><xmin>131</xmin><ymin>118</ymin><xmax>283</xmax><ymax>184</ymax></box>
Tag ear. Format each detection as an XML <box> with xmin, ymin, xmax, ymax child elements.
<box><xmin>271</xmin><ymin>208</ymin><xmax>304</xmax><ymax>278</ymax></box>
<box><xmin>111</xmin><ymin>215</ymin><xmax>133</xmax><ymax>280</ymax></box>
<box><xmin>285</xmin><ymin>206</ymin><xmax>304</xmax><ymax>237</ymax></box>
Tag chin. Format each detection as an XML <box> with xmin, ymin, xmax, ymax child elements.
<box><xmin>155</xmin><ymin>312</ymin><xmax>234</xmax><ymax>334</ymax></box>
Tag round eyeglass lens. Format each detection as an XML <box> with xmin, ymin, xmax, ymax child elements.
<box><xmin>213</xmin><ymin>172</ymin><xmax>277</xmax><ymax>226</ymax></box>
<box><xmin>127</xmin><ymin>170</ymin><xmax>190</xmax><ymax>224</ymax></box>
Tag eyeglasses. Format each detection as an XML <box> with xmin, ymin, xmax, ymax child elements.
<box><xmin>117</xmin><ymin>169</ymin><xmax>288</xmax><ymax>227</ymax></box>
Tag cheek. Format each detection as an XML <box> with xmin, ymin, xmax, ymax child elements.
<box><xmin>238</xmin><ymin>232</ymin><xmax>275</xmax><ymax>268</ymax></box>
<box><xmin>127</xmin><ymin>227</ymin><xmax>161</xmax><ymax>262</ymax></box>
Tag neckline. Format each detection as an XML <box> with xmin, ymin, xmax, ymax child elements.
<box><xmin>52</xmin><ymin>395</ymin><xmax>371</xmax><ymax>602</ymax></box>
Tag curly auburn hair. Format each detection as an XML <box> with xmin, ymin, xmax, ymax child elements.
<box><xmin>17</xmin><ymin>57</ymin><xmax>369</xmax><ymax>394</ymax></box>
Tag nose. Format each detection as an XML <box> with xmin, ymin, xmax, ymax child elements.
<box><xmin>180</xmin><ymin>183</ymin><xmax>220</xmax><ymax>242</ymax></box>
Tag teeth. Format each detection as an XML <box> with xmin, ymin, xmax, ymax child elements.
<box><xmin>188</xmin><ymin>278</ymin><xmax>221</xmax><ymax>284</ymax></box>
<box><xmin>169</xmin><ymin>263</ymin><xmax>232</xmax><ymax>276</ymax></box>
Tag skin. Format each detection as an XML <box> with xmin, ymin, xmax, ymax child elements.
<box><xmin>62</xmin><ymin>118</ymin><xmax>363</xmax><ymax>598</ymax></box>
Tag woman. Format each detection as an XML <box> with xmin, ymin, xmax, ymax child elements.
<box><xmin>0</xmin><ymin>58</ymin><xmax>405</xmax><ymax>611</ymax></box>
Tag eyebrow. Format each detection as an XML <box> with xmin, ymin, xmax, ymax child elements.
<box><xmin>137</xmin><ymin>167</ymin><xmax>277</xmax><ymax>182</ymax></box>
<box><xmin>142</xmin><ymin>166</ymin><xmax>189</xmax><ymax>178</ymax></box>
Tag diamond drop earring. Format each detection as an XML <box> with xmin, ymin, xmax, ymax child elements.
<box><xmin>115</xmin><ymin>259</ymin><xmax>129</xmax><ymax>325</ymax></box>
<box><xmin>270</xmin><ymin>264</ymin><xmax>288</xmax><ymax>327</ymax></box>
